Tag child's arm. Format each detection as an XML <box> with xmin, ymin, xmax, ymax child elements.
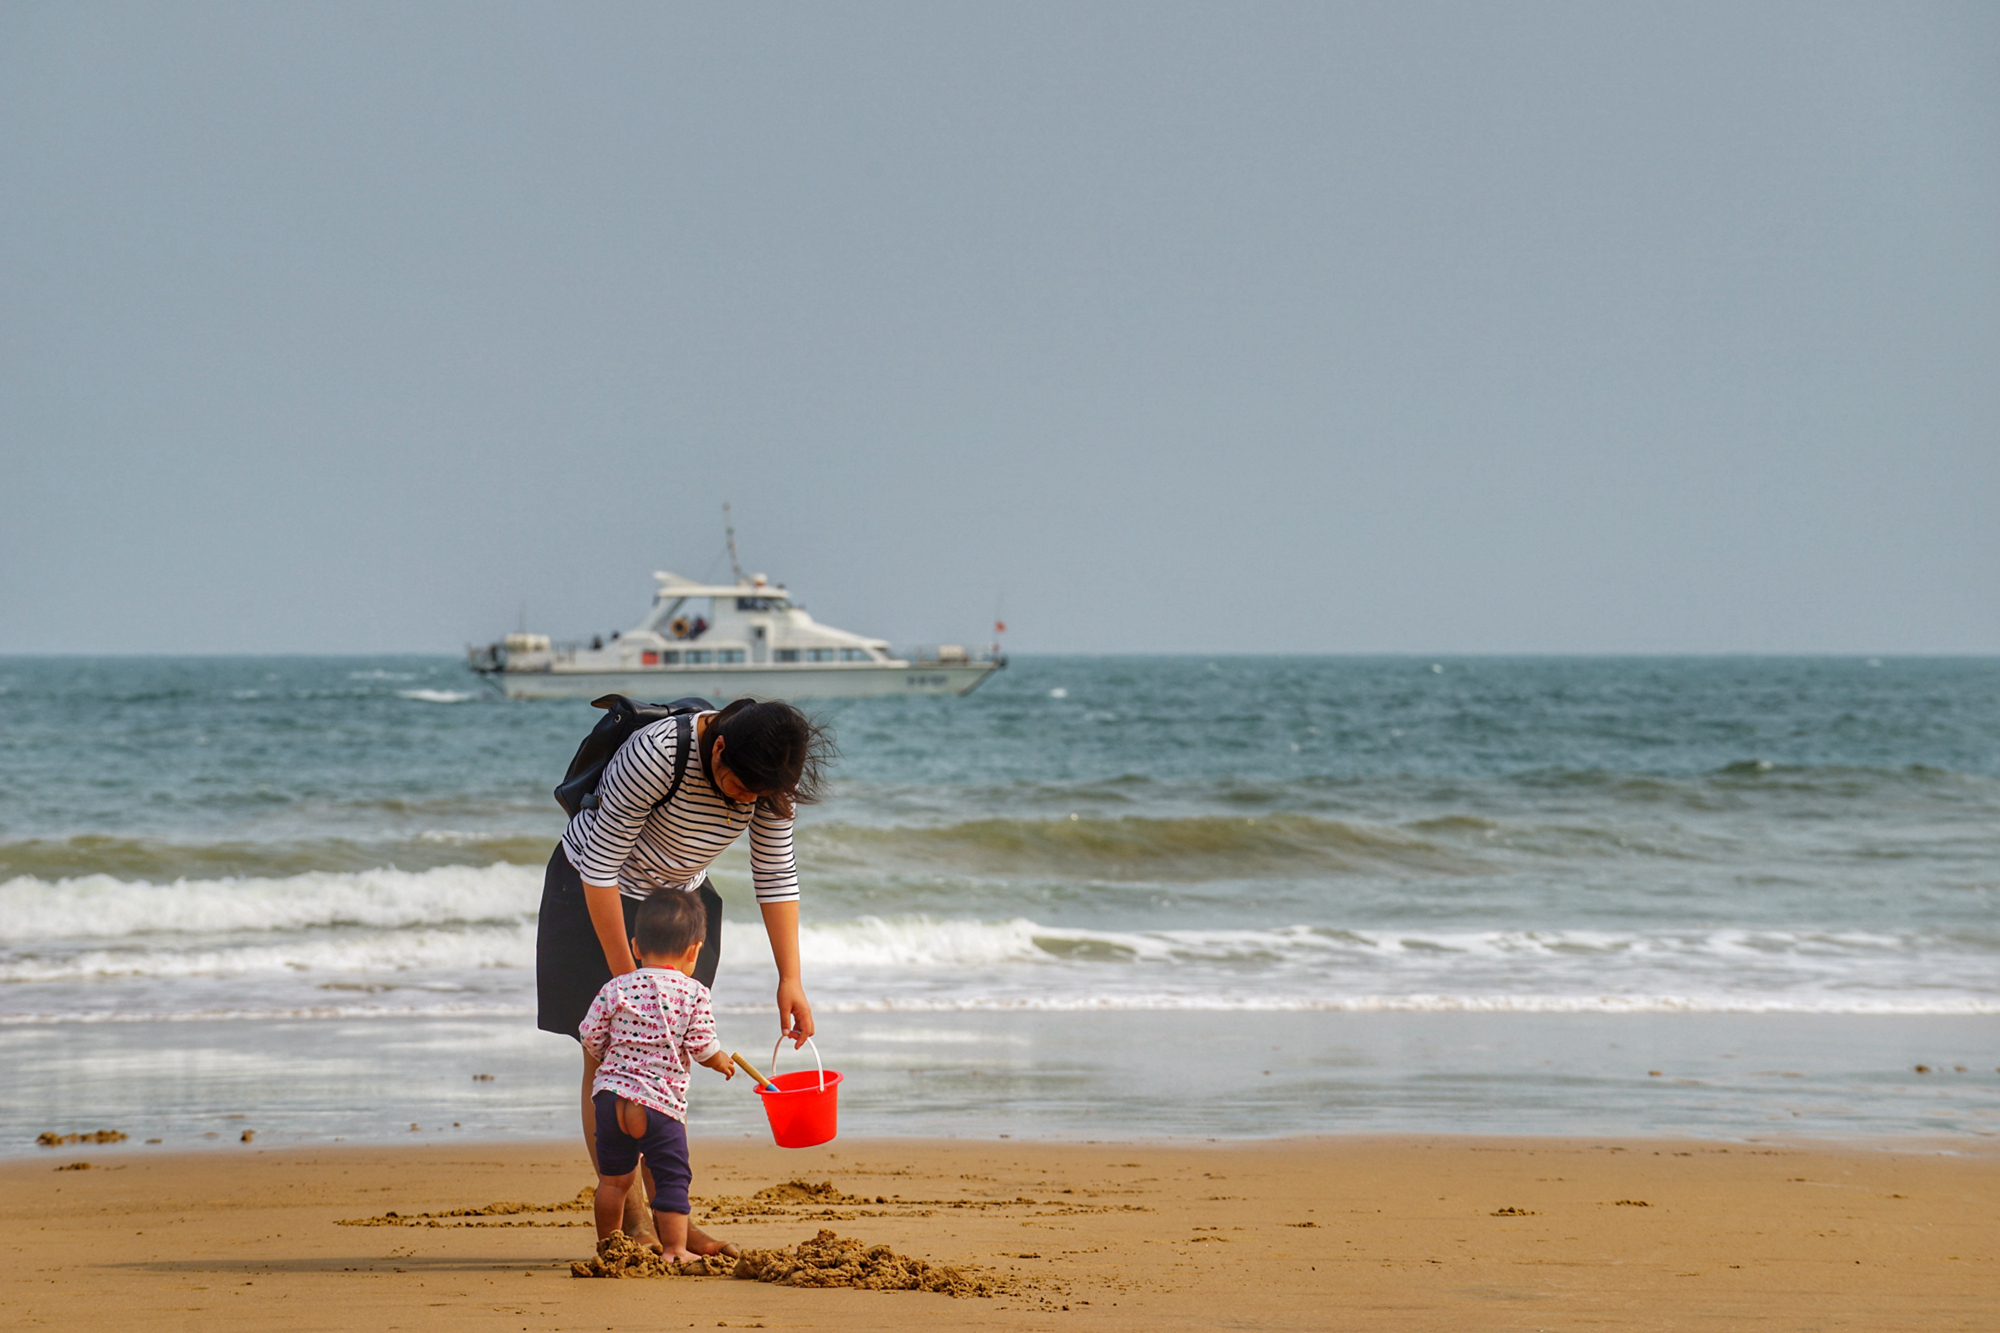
<box><xmin>682</xmin><ymin>983</ymin><xmax>726</xmax><ymax>1076</ymax></box>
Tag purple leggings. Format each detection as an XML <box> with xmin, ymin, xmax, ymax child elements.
<box><xmin>593</xmin><ymin>1090</ymin><xmax>691</xmax><ymax>1214</ymax></box>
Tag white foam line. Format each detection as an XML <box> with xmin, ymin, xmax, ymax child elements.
<box><xmin>787</xmin><ymin>916</ymin><xmax>1991</xmax><ymax>969</ymax></box>
<box><xmin>810</xmin><ymin>994</ymin><xmax>2000</xmax><ymax>1015</ymax></box>
<box><xmin>4</xmin><ymin>994</ymin><xmax>1996</xmax><ymax>1025</ymax></box>
<box><xmin>0</xmin><ymin>923</ymin><xmax>537</xmax><ymax>982</ymax></box>
<box><xmin>0</xmin><ymin>863</ymin><xmax>542</xmax><ymax>941</ymax></box>
<box><xmin>0</xmin><ymin>1002</ymin><xmax>538</xmax><ymax>1025</ymax></box>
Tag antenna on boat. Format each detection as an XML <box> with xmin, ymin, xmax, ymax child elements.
<box><xmin>722</xmin><ymin>502</ymin><xmax>747</xmax><ymax>585</ymax></box>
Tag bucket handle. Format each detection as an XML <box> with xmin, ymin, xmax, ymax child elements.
<box><xmin>769</xmin><ymin>1035</ymin><xmax>826</xmax><ymax>1093</ymax></box>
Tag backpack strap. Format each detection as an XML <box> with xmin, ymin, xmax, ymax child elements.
<box><xmin>651</xmin><ymin>712</ymin><xmax>695</xmax><ymax>814</ymax></box>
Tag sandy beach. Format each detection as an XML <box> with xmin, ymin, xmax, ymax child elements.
<box><xmin>3</xmin><ymin>1135</ymin><xmax>1992</xmax><ymax>1331</ymax></box>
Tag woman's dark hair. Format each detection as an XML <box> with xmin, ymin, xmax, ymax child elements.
<box><xmin>707</xmin><ymin>698</ymin><xmax>833</xmax><ymax>815</ymax></box>
<box><xmin>632</xmin><ymin>889</ymin><xmax>705</xmax><ymax>958</ymax></box>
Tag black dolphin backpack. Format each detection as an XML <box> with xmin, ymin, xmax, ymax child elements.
<box><xmin>553</xmin><ymin>694</ymin><xmax>714</xmax><ymax>817</ymax></box>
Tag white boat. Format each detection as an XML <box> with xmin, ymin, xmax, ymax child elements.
<box><xmin>469</xmin><ymin>570</ymin><xmax>1004</xmax><ymax>701</ymax></box>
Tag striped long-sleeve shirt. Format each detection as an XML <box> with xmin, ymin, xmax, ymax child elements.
<box><xmin>560</xmin><ymin>712</ymin><xmax>800</xmax><ymax>904</ymax></box>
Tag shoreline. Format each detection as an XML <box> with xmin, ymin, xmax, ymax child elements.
<box><xmin>6</xmin><ymin>1134</ymin><xmax>1993</xmax><ymax>1330</ymax></box>
<box><xmin>12</xmin><ymin>1126</ymin><xmax>2000</xmax><ymax>1161</ymax></box>
<box><xmin>9</xmin><ymin>1010</ymin><xmax>1996</xmax><ymax>1151</ymax></box>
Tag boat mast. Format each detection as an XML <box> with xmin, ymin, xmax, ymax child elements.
<box><xmin>722</xmin><ymin>501</ymin><xmax>747</xmax><ymax>584</ymax></box>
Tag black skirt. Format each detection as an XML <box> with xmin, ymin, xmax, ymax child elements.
<box><xmin>534</xmin><ymin>845</ymin><xmax>724</xmax><ymax>1040</ymax></box>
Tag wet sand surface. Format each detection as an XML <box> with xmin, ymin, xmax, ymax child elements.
<box><xmin>2</xmin><ymin>1136</ymin><xmax>1993</xmax><ymax>1331</ymax></box>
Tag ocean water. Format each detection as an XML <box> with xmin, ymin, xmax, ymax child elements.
<box><xmin>2</xmin><ymin>655</ymin><xmax>1996</xmax><ymax>1151</ymax></box>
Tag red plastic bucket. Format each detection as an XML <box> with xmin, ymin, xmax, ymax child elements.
<box><xmin>757</xmin><ymin>1036</ymin><xmax>841</xmax><ymax>1149</ymax></box>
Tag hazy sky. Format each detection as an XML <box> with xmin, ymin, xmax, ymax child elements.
<box><xmin>3</xmin><ymin>3</ymin><xmax>1994</xmax><ymax>655</ymax></box>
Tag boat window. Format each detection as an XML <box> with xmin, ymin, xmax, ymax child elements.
<box><xmin>718</xmin><ymin>649</ymin><xmax>746</xmax><ymax>664</ymax></box>
<box><xmin>660</xmin><ymin>651</ymin><xmax>679</xmax><ymax>665</ymax></box>
<box><xmin>641</xmin><ymin>651</ymin><xmax>658</xmax><ymax>666</ymax></box>
<box><xmin>774</xmin><ymin>649</ymin><xmax>800</xmax><ymax>663</ymax></box>
<box><xmin>840</xmin><ymin>648</ymin><xmax>870</xmax><ymax>662</ymax></box>
<box><xmin>806</xmin><ymin>648</ymin><xmax>836</xmax><ymax>663</ymax></box>
<box><xmin>685</xmin><ymin>650</ymin><xmax>713</xmax><ymax>664</ymax></box>
<box><xmin>735</xmin><ymin>597</ymin><xmax>785</xmax><ymax>612</ymax></box>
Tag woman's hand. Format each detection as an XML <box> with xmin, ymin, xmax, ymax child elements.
<box><xmin>760</xmin><ymin>899</ymin><xmax>814</xmax><ymax>1047</ymax></box>
<box><xmin>776</xmin><ymin>977</ymin><xmax>815</xmax><ymax>1046</ymax></box>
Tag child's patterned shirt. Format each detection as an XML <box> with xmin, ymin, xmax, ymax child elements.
<box><xmin>578</xmin><ymin>968</ymin><xmax>722</xmax><ymax>1121</ymax></box>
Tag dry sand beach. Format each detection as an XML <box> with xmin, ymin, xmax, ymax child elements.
<box><xmin>3</xmin><ymin>1136</ymin><xmax>1994</xmax><ymax>1331</ymax></box>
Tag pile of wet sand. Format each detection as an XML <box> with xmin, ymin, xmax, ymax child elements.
<box><xmin>36</xmin><ymin>1130</ymin><xmax>127</xmax><ymax>1147</ymax></box>
<box><xmin>572</xmin><ymin>1228</ymin><xmax>1001</xmax><ymax>1297</ymax></box>
<box><xmin>736</xmin><ymin>1229</ymin><xmax>1000</xmax><ymax>1296</ymax></box>
<box><xmin>339</xmin><ymin>1186</ymin><xmax>595</xmax><ymax>1227</ymax></box>
<box><xmin>570</xmin><ymin>1232</ymin><xmax>738</xmax><ymax>1278</ymax></box>
<box><xmin>751</xmin><ymin>1180</ymin><xmax>852</xmax><ymax>1204</ymax></box>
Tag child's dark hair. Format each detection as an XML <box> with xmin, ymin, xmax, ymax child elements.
<box><xmin>632</xmin><ymin>889</ymin><xmax>706</xmax><ymax>958</ymax></box>
<box><xmin>707</xmin><ymin>698</ymin><xmax>834</xmax><ymax>816</ymax></box>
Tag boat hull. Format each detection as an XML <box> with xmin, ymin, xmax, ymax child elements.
<box><xmin>478</xmin><ymin>660</ymin><xmax>1000</xmax><ymax>701</ymax></box>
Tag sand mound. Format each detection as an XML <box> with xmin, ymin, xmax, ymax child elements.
<box><xmin>733</xmin><ymin>1229</ymin><xmax>999</xmax><ymax>1297</ymax></box>
<box><xmin>37</xmin><ymin>1130</ymin><xmax>127</xmax><ymax>1147</ymax></box>
<box><xmin>752</xmin><ymin>1179</ymin><xmax>855</xmax><ymax>1204</ymax></box>
<box><xmin>571</xmin><ymin>1228</ymin><xmax>1000</xmax><ymax>1296</ymax></box>
<box><xmin>340</xmin><ymin>1186</ymin><xmax>597</xmax><ymax>1227</ymax></box>
<box><xmin>570</xmin><ymin>1232</ymin><xmax>737</xmax><ymax>1278</ymax></box>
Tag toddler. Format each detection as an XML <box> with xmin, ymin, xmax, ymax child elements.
<box><xmin>578</xmin><ymin>889</ymin><xmax>735</xmax><ymax>1259</ymax></box>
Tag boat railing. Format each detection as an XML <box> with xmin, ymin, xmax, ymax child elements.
<box><xmin>903</xmin><ymin>645</ymin><xmax>1006</xmax><ymax>667</ymax></box>
<box><xmin>476</xmin><ymin>639</ymin><xmax>1003</xmax><ymax>673</ymax></box>
<box><xmin>467</xmin><ymin>640</ymin><xmax>580</xmax><ymax>672</ymax></box>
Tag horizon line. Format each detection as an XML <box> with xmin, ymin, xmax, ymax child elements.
<box><xmin>2</xmin><ymin>649</ymin><xmax>1996</xmax><ymax>661</ymax></box>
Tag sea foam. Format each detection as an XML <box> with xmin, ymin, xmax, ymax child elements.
<box><xmin>2</xmin><ymin>861</ymin><xmax>1994</xmax><ymax>1022</ymax></box>
<box><xmin>0</xmin><ymin>863</ymin><xmax>541</xmax><ymax>941</ymax></box>
<box><xmin>0</xmin><ymin>922</ymin><xmax>536</xmax><ymax>983</ymax></box>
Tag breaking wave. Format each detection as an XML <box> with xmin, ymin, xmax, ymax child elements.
<box><xmin>0</xmin><ymin>863</ymin><xmax>541</xmax><ymax>942</ymax></box>
<box><xmin>0</xmin><ymin>836</ymin><xmax>556</xmax><ymax>882</ymax></box>
<box><xmin>0</xmin><ymin>922</ymin><xmax>536</xmax><ymax>983</ymax></box>
<box><xmin>800</xmin><ymin>813</ymin><xmax>1498</xmax><ymax>879</ymax></box>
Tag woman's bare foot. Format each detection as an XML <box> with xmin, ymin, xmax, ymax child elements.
<box><xmin>621</xmin><ymin>1193</ymin><xmax>663</xmax><ymax>1253</ymax></box>
<box><xmin>686</xmin><ymin>1223</ymin><xmax>740</xmax><ymax>1259</ymax></box>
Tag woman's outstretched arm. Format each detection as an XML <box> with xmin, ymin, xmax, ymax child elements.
<box><xmin>758</xmin><ymin>899</ymin><xmax>814</xmax><ymax>1045</ymax></box>
<box><xmin>583</xmin><ymin>881</ymin><xmax>636</xmax><ymax>976</ymax></box>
